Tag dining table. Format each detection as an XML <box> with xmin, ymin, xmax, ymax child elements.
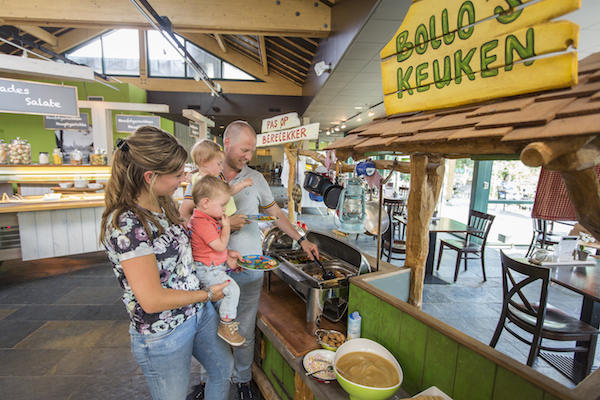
<box><xmin>394</xmin><ymin>215</ymin><xmax>476</xmax><ymax>284</ymax></box>
<box><xmin>542</xmin><ymin>257</ymin><xmax>600</xmax><ymax>383</ymax></box>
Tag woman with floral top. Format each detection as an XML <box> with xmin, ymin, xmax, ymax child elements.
<box><xmin>100</xmin><ymin>126</ymin><xmax>237</xmax><ymax>400</ymax></box>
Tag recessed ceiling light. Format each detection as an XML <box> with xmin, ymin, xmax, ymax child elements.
<box><xmin>354</xmin><ymin>106</ymin><xmax>363</xmax><ymax>110</ymax></box>
<box><xmin>368</xmin><ymin>110</ymin><xmax>375</xmax><ymax>117</ymax></box>
<box><xmin>357</xmin><ymin>117</ymin><xmax>362</xmax><ymax>122</ymax></box>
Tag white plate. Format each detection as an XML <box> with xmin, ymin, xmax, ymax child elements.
<box><xmin>302</xmin><ymin>349</ymin><xmax>336</xmax><ymax>382</ymax></box>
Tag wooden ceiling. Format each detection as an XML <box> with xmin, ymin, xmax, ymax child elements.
<box><xmin>0</xmin><ymin>0</ymin><xmax>333</xmax><ymax>89</ymax></box>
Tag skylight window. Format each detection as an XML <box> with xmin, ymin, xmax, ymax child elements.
<box><xmin>65</xmin><ymin>29</ymin><xmax>139</xmax><ymax>76</ymax></box>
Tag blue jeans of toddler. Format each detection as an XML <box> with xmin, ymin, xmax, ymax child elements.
<box><xmin>194</xmin><ymin>262</ymin><xmax>240</xmax><ymax>320</ymax></box>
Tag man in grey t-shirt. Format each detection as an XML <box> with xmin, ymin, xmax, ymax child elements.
<box><xmin>223</xmin><ymin>121</ymin><xmax>318</xmax><ymax>399</ymax></box>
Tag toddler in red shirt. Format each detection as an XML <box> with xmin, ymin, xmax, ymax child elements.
<box><xmin>188</xmin><ymin>175</ymin><xmax>245</xmax><ymax>346</ymax></box>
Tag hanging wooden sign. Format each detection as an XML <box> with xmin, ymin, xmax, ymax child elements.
<box><xmin>261</xmin><ymin>112</ymin><xmax>301</xmax><ymax>133</ymax></box>
<box><xmin>257</xmin><ymin>122</ymin><xmax>320</xmax><ymax>147</ymax></box>
<box><xmin>381</xmin><ymin>0</ymin><xmax>581</xmax><ymax>115</ymax></box>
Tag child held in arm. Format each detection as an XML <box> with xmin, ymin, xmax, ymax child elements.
<box><xmin>181</xmin><ymin>139</ymin><xmax>252</xmax><ymax>222</ymax></box>
<box><xmin>188</xmin><ymin>175</ymin><xmax>245</xmax><ymax>346</ymax></box>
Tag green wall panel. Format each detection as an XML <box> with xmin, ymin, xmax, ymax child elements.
<box><xmin>453</xmin><ymin>345</ymin><xmax>496</xmax><ymax>400</ymax></box>
<box><xmin>398</xmin><ymin>313</ymin><xmax>428</xmax><ymax>395</ymax></box>
<box><xmin>0</xmin><ymin>114</ymin><xmax>56</xmax><ymax>163</ymax></box>
<box><xmin>376</xmin><ymin>300</ymin><xmax>402</xmax><ymax>363</ymax></box>
<box><xmin>493</xmin><ymin>367</ymin><xmax>543</xmax><ymax>400</ymax></box>
<box><xmin>422</xmin><ymin>328</ymin><xmax>459</xmax><ymax>396</ymax></box>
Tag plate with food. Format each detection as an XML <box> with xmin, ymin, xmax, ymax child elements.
<box><xmin>245</xmin><ymin>214</ymin><xmax>278</xmax><ymax>221</ymax></box>
<box><xmin>315</xmin><ymin>328</ymin><xmax>346</xmax><ymax>351</ymax></box>
<box><xmin>237</xmin><ymin>254</ymin><xmax>279</xmax><ymax>271</ymax></box>
<box><xmin>302</xmin><ymin>349</ymin><xmax>336</xmax><ymax>382</ymax></box>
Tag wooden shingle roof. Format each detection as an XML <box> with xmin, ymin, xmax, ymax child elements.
<box><xmin>326</xmin><ymin>53</ymin><xmax>600</xmax><ymax>158</ymax></box>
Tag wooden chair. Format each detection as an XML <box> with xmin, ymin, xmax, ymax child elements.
<box><xmin>435</xmin><ymin>210</ymin><xmax>495</xmax><ymax>282</ymax></box>
<box><xmin>525</xmin><ymin>218</ymin><xmax>561</xmax><ymax>257</ymax></box>
<box><xmin>380</xmin><ymin>210</ymin><xmax>406</xmax><ymax>263</ymax></box>
<box><xmin>383</xmin><ymin>198</ymin><xmax>405</xmax><ymax>241</ymax></box>
<box><xmin>490</xmin><ymin>251</ymin><xmax>599</xmax><ymax>376</ymax></box>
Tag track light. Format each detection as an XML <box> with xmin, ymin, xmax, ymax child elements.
<box><xmin>341</xmin><ymin>124</ymin><xmax>346</xmax><ymax>129</ymax></box>
<box><xmin>334</xmin><ymin>126</ymin><xmax>340</xmax><ymax>132</ymax></box>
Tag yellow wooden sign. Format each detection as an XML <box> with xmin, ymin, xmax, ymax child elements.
<box><xmin>381</xmin><ymin>0</ymin><xmax>581</xmax><ymax>115</ymax></box>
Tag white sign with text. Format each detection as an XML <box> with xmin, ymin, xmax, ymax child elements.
<box><xmin>257</xmin><ymin>123</ymin><xmax>319</xmax><ymax>147</ymax></box>
<box><xmin>261</xmin><ymin>112</ymin><xmax>301</xmax><ymax>133</ymax></box>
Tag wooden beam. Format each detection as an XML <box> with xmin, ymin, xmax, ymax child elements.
<box><xmin>520</xmin><ymin>136</ymin><xmax>595</xmax><ymax>167</ymax></box>
<box><xmin>214</xmin><ymin>33</ymin><xmax>227</xmax><ymax>53</ymax></box>
<box><xmin>55</xmin><ymin>28</ymin><xmax>107</xmax><ymax>53</ymax></box>
<box><xmin>284</xmin><ymin>143</ymin><xmax>298</xmax><ymax>224</ymax></box>
<box><xmin>542</xmin><ymin>137</ymin><xmax>600</xmax><ymax>172</ymax></box>
<box><xmin>406</xmin><ymin>155</ymin><xmax>445</xmax><ymax>307</ymax></box>
<box><xmin>118</xmin><ymin>76</ymin><xmax>302</xmax><ymax>96</ymax></box>
<box><xmin>266</xmin><ymin>38</ymin><xmax>313</xmax><ymax>64</ymax></box>
<box><xmin>0</xmin><ymin>0</ymin><xmax>331</xmax><ymax>37</ymax></box>
<box><xmin>15</xmin><ymin>24</ymin><xmax>57</xmax><ymax>47</ymax></box>
<box><xmin>259</xmin><ymin>35</ymin><xmax>268</xmax><ymax>76</ymax></box>
<box><xmin>138</xmin><ymin>29</ymin><xmax>147</xmax><ymax>81</ymax></box>
<box><xmin>280</xmin><ymin>36</ymin><xmax>315</xmax><ymax>56</ymax></box>
<box><xmin>561</xmin><ymin>167</ymin><xmax>600</xmax><ymax>243</ymax></box>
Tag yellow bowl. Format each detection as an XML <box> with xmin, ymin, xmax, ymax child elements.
<box><xmin>334</xmin><ymin>338</ymin><xmax>403</xmax><ymax>400</ymax></box>
<box><xmin>315</xmin><ymin>328</ymin><xmax>346</xmax><ymax>351</ymax></box>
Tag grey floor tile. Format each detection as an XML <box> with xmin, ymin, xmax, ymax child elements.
<box><xmin>69</xmin><ymin>373</ymin><xmax>150</xmax><ymax>400</ymax></box>
<box><xmin>15</xmin><ymin>321</ymin><xmax>115</xmax><ymax>349</ymax></box>
<box><xmin>0</xmin><ymin>349</ymin><xmax>69</xmax><ymax>376</ymax></box>
<box><xmin>4</xmin><ymin>305</ymin><xmax>84</xmax><ymax>321</ymax></box>
<box><xmin>0</xmin><ymin>376</ymin><xmax>85</xmax><ymax>400</ymax></box>
<box><xmin>71</xmin><ymin>304</ymin><xmax>129</xmax><ymax>320</ymax></box>
<box><xmin>53</xmin><ymin>347</ymin><xmax>140</xmax><ymax>376</ymax></box>
<box><xmin>0</xmin><ymin>308</ymin><xmax>16</xmax><ymax>320</ymax></box>
<box><xmin>95</xmin><ymin>321</ymin><xmax>132</xmax><ymax>348</ymax></box>
<box><xmin>54</xmin><ymin>286</ymin><xmax>123</xmax><ymax>305</ymax></box>
<box><xmin>0</xmin><ymin>320</ymin><xmax>45</xmax><ymax>348</ymax></box>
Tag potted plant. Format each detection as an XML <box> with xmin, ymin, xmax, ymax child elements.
<box><xmin>575</xmin><ymin>232</ymin><xmax>593</xmax><ymax>261</ymax></box>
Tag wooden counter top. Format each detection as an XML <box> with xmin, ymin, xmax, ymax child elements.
<box><xmin>0</xmin><ymin>196</ymin><xmax>104</xmax><ymax>213</ymax></box>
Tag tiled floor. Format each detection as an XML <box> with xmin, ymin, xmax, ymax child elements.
<box><xmin>0</xmin><ymin>211</ymin><xmax>597</xmax><ymax>399</ymax></box>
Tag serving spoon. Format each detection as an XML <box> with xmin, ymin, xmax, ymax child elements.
<box><xmin>314</xmin><ymin>257</ymin><xmax>336</xmax><ymax>280</ymax></box>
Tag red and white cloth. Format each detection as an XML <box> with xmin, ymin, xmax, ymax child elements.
<box><xmin>532</xmin><ymin>166</ymin><xmax>600</xmax><ymax>221</ymax></box>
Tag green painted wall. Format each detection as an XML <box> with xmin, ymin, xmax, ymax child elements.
<box><xmin>0</xmin><ymin>78</ymin><xmax>173</xmax><ymax>161</ymax></box>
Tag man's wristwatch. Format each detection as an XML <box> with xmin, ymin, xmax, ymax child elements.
<box><xmin>297</xmin><ymin>235</ymin><xmax>307</xmax><ymax>245</ymax></box>
<box><xmin>205</xmin><ymin>288</ymin><xmax>215</xmax><ymax>303</ymax></box>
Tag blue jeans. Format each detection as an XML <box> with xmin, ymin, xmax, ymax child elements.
<box><xmin>194</xmin><ymin>262</ymin><xmax>240</xmax><ymax>320</ymax></box>
<box><xmin>228</xmin><ymin>268</ymin><xmax>263</xmax><ymax>383</ymax></box>
<box><xmin>130</xmin><ymin>303</ymin><xmax>233</xmax><ymax>400</ymax></box>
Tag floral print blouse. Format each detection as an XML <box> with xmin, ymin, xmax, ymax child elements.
<box><xmin>104</xmin><ymin>210</ymin><xmax>202</xmax><ymax>335</ymax></box>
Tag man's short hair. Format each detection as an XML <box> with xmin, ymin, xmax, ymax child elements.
<box><xmin>223</xmin><ymin>120</ymin><xmax>256</xmax><ymax>142</ymax></box>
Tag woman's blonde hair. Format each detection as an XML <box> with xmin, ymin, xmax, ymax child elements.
<box><xmin>192</xmin><ymin>175</ymin><xmax>231</xmax><ymax>205</ymax></box>
<box><xmin>190</xmin><ymin>139</ymin><xmax>223</xmax><ymax>166</ymax></box>
<box><xmin>100</xmin><ymin>126</ymin><xmax>188</xmax><ymax>244</ymax></box>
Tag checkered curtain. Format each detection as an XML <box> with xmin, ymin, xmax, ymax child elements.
<box><xmin>532</xmin><ymin>166</ymin><xmax>600</xmax><ymax>221</ymax></box>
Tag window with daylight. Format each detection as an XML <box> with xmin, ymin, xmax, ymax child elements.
<box><xmin>65</xmin><ymin>29</ymin><xmax>140</xmax><ymax>76</ymax></box>
<box><xmin>147</xmin><ymin>30</ymin><xmax>257</xmax><ymax>81</ymax></box>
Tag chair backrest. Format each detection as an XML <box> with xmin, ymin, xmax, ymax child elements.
<box><xmin>397</xmin><ymin>186</ymin><xmax>410</xmax><ymax>200</ymax></box>
<box><xmin>383</xmin><ymin>198</ymin><xmax>405</xmax><ymax>217</ymax></box>
<box><xmin>499</xmin><ymin>250</ymin><xmax>550</xmax><ymax>328</ymax></box>
<box><xmin>532</xmin><ymin>218</ymin><xmax>555</xmax><ymax>243</ymax></box>
<box><xmin>466</xmin><ymin>209</ymin><xmax>495</xmax><ymax>246</ymax></box>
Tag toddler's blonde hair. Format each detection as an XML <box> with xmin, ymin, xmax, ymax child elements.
<box><xmin>192</xmin><ymin>175</ymin><xmax>231</xmax><ymax>205</ymax></box>
<box><xmin>190</xmin><ymin>139</ymin><xmax>223</xmax><ymax>166</ymax></box>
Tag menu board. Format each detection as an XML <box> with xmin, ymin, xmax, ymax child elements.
<box><xmin>115</xmin><ymin>114</ymin><xmax>160</xmax><ymax>133</ymax></box>
<box><xmin>0</xmin><ymin>77</ymin><xmax>78</xmax><ymax>117</ymax></box>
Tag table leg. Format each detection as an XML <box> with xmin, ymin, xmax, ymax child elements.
<box><xmin>424</xmin><ymin>231</ymin><xmax>448</xmax><ymax>285</ymax></box>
